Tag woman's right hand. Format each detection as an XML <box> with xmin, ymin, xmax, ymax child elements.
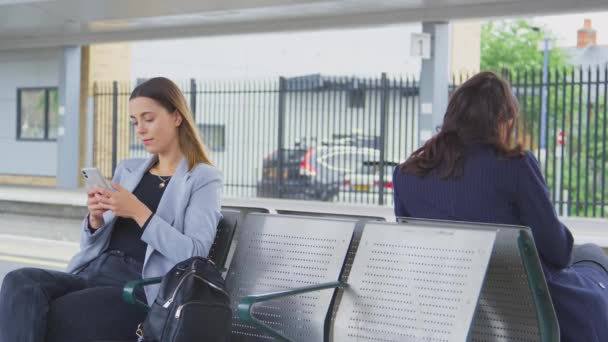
<box><xmin>87</xmin><ymin>185</ymin><xmax>107</xmax><ymax>229</ymax></box>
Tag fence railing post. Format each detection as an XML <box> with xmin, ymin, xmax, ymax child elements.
<box><xmin>378</xmin><ymin>73</ymin><xmax>389</xmax><ymax>205</ymax></box>
<box><xmin>190</xmin><ymin>78</ymin><xmax>197</xmax><ymax>116</ymax></box>
<box><xmin>277</xmin><ymin>77</ymin><xmax>287</xmax><ymax>198</ymax></box>
<box><xmin>111</xmin><ymin>81</ymin><xmax>118</xmax><ymax>177</ymax></box>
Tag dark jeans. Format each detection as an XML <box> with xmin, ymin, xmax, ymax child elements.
<box><xmin>572</xmin><ymin>243</ymin><xmax>608</xmax><ymax>274</ymax></box>
<box><xmin>0</xmin><ymin>250</ymin><xmax>147</xmax><ymax>342</ymax></box>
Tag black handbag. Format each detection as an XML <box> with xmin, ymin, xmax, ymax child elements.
<box><xmin>138</xmin><ymin>257</ymin><xmax>232</xmax><ymax>342</ymax></box>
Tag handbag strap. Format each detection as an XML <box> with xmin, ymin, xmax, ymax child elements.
<box><xmin>136</xmin><ymin>322</ymin><xmax>155</xmax><ymax>342</ymax></box>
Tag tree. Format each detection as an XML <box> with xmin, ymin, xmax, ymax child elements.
<box><xmin>481</xmin><ymin>19</ymin><xmax>608</xmax><ymax>217</ymax></box>
<box><xmin>480</xmin><ymin>19</ymin><xmax>573</xmax><ymax>149</ymax></box>
<box><xmin>481</xmin><ymin>20</ymin><xmax>569</xmax><ymax>71</ymax></box>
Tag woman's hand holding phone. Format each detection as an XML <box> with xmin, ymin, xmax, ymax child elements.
<box><xmin>87</xmin><ymin>185</ymin><xmax>107</xmax><ymax>230</ymax></box>
<box><xmin>97</xmin><ymin>182</ymin><xmax>152</xmax><ymax>228</ymax></box>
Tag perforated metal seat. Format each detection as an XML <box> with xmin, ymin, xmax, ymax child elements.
<box><xmin>398</xmin><ymin>218</ymin><xmax>559</xmax><ymax>342</ymax></box>
<box><xmin>236</xmin><ymin>218</ymin><xmax>558</xmax><ymax>342</ymax></box>
<box><xmin>229</xmin><ymin>213</ymin><xmax>358</xmax><ymax>341</ymax></box>
<box><xmin>331</xmin><ymin>221</ymin><xmax>497</xmax><ymax>342</ymax></box>
<box><xmin>208</xmin><ymin>209</ymin><xmax>239</xmax><ymax>270</ymax></box>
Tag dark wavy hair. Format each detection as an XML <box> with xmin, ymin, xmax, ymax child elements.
<box><xmin>400</xmin><ymin>71</ymin><xmax>523</xmax><ymax>178</ymax></box>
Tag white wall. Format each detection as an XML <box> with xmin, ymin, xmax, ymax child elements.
<box><xmin>130</xmin><ymin>24</ymin><xmax>423</xmax><ymax>81</ymax></box>
<box><xmin>451</xmin><ymin>20</ymin><xmax>481</xmax><ymax>73</ymax></box>
<box><xmin>0</xmin><ymin>48</ymin><xmax>61</xmax><ymax>176</ymax></box>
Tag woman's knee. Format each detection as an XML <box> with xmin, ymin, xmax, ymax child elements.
<box><xmin>578</xmin><ymin>243</ymin><xmax>604</xmax><ymax>251</ymax></box>
<box><xmin>1</xmin><ymin>267</ymin><xmax>44</xmax><ymax>291</ymax></box>
<box><xmin>47</xmin><ymin>286</ymin><xmax>146</xmax><ymax>342</ymax></box>
<box><xmin>573</xmin><ymin>243</ymin><xmax>608</xmax><ymax>270</ymax></box>
<box><xmin>574</xmin><ymin>243</ymin><xmax>607</xmax><ymax>258</ymax></box>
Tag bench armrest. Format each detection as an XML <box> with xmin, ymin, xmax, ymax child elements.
<box><xmin>518</xmin><ymin>230</ymin><xmax>561</xmax><ymax>342</ymax></box>
<box><xmin>237</xmin><ymin>281</ymin><xmax>347</xmax><ymax>341</ymax></box>
<box><xmin>122</xmin><ymin>277</ymin><xmax>163</xmax><ymax>309</ymax></box>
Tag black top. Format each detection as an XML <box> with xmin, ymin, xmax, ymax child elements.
<box><xmin>106</xmin><ymin>171</ymin><xmax>170</xmax><ymax>264</ymax></box>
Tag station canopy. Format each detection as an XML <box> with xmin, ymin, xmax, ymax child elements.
<box><xmin>2</xmin><ymin>0</ymin><xmax>608</xmax><ymax>50</ymax></box>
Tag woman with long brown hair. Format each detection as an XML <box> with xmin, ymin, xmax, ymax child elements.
<box><xmin>393</xmin><ymin>71</ymin><xmax>608</xmax><ymax>342</ymax></box>
<box><xmin>0</xmin><ymin>77</ymin><xmax>222</xmax><ymax>341</ymax></box>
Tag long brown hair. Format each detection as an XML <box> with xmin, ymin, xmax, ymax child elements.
<box><xmin>130</xmin><ymin>77</ymin><xmax>212</xmax><ymax>170</ymax></box>
<box><xmin>401</xmin><ymin>71</ymin><xmax>522</xmax><ymax>178</ymax></box>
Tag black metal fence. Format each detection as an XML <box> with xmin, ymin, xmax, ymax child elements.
<box><xmin>93</xmin><ymin>74</ymin><xmax>420</xmax><ymax>206</ymax></box>
<box><xmin>93</xmin><ymin>66</ymin><xmax>608</xmax><ymax>216</ymax></box>
<box><xmin>499</xmin><ymin>66</ymin><xmax>606</xmax><ymax>217</ymax></box>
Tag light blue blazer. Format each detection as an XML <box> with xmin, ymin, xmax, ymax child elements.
<box><xmin>66</xmin><ymin>156</ymin><xmax>223</xmax><ymax>305</ymax></box>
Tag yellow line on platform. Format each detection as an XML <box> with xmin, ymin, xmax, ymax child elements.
<box><xmin>0</xmin><ymin>255</ymin><xmax>67</xmax><ymax>269</ymax></box>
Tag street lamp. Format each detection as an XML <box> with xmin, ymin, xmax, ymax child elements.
<box><xmin>532</xmin><ymin>26</ymin><xmax>564</xmax><ymax>214</ymax></box>
<box><xmin>532</xmin><ymin>26</ymin><xmax>550</xmax><ymax>151</ymax></box>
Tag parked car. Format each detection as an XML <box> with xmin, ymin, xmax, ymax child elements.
<box><xmin>341</xmin><ymin>161</ymin><xmax>398</xmax><ymax>192</ymax></box>
<box><xmin>256</xmin><ymin>145</ymin><xmax>380</xmax><ymax>201</ymax></box>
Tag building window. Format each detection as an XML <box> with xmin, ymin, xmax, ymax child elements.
<box><xmin>17</xmin><ymin>87</ymin><xmax>59</xmax><ymax>141</ymax></box>
<box><xmin>198</xmin><ymin>124</ymin><xmax>226</xmax><ymax>152</ymax></box>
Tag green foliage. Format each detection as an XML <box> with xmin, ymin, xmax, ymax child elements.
<box><xmin>537</xmin><ymin>79</ymin><xmax>608</xmax><ymax>217</ymax></box>
<box><xmin>481</xmin><ymin>20</ymin><xmax>570</xmax><ymax>71</ymax></box>
<box><xmin>481</xmin><ymin>20</ymin><xmax>608</xmax><ymax>217</ymax></box>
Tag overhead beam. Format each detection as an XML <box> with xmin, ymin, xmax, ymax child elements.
<box><xmin>1</xmin><ymin>0</ymin><xmax>608</xmax><ymax>50</ymax></box>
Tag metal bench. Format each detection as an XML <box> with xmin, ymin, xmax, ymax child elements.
<box><xmin>230</xmin><ymin>213</ymin><xmax>358</xmax><ymax>341</ymax></box>
<box><xmin>398</xmin><ymin>218</ymin><xmax>560</xmax><ymax>342</ymax></box>
<box><xmin>240</xmin><ymin>220</ymin><xmax>497</xmax><ymax>341</ymax></box>
<box><xmin>209</xmin><ymin>209</ymin><xmax>239</xmax><ymax>271</ymax></box>
<box><xmin>331</xmin><ymin>221</ymin><xmax>496</xmax><ymax>341</ymax></box>
<box><xmin>121</xmin><ymin>215</ymin><xmax>557</xmax><ymax>342</ymax></box>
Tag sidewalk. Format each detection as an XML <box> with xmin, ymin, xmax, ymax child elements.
<box><xmin>0</xmin><ymin>184</ymin><xmax>84</xmax><ymax>206</ymax></box>
<box><xmin>0</xmin><ymin>185</ymin><xmax>87</xmax><ymax>219</ymax></box>
<box><xmin>0</xmin><ymin>184</ymin><xmax>606</xmax><ymax>247</ymax></box>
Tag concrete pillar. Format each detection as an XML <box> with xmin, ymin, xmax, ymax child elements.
<box><xmin>56</xmin><ymin>46</ymin><xmax>82</xmax><ymax>188</ymax></box>
<box><xmin>418</xmin><ymin>22</ymin><xmax>451</xmax><ymax>146</ymax></box>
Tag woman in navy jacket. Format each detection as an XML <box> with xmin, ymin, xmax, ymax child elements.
<box><xmin>393</xmin><ymin>71</ymin><xmax>608</xmax><ymax>342</ymax></box>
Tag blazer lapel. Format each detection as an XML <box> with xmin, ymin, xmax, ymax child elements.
<box><xmin>102</xmin><ymin>156</ymin><xmax>158</xmax><ymax>226</ymax></box>
<box><xmin>144</xmin><ymin>157</ymin><xmax>189</xmax><ymax>262</ymax></box>
<box><xmin>124</xmin><ymin>156</ymin><xmax>158</xmax><ymax>192</ymax></box>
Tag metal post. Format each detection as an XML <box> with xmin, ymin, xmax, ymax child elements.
<box><xmin>111</xmin><ymin>81</ymin><xmax>118</xmax><ymax>177</ymax></box>
<box><xmin>190</xmin><ymin>78</ymin><xmax>197</xmax><ymax>116</ymax></box>
<box><xmin>378</xmin><ymin>73</ymin><xmax>389</xmax><ymax>205</ymax></box>
<box><xmin>555</xmin><ymin>130</ymin><xmax>563</xmax><ymax>213</ymax></box>
<box><xmin>540</xmin><ymin>37</ymin><xmax>549</xmax><ymax>150</ymax></box>
<box><xmin>277</xmin><ymin>77</ymin><xmax>287</xmax><ymax>198</ymax></box>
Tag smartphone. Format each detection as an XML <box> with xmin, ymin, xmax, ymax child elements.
<box><xmin>81</xmin><ymin>167</ymin><xmax>113</xmax><ymax>191</ymax></box>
